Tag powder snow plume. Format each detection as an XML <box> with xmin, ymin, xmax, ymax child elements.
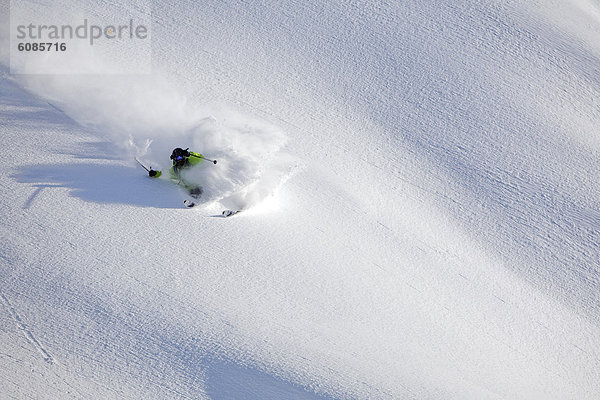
<box><xmin>14</xmin><ymin>58</ymin><xmax>297</xmax><ymax>210</ymax></box>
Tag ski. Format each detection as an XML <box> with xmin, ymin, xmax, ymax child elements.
<box><xmin>183</xmin><ymin>200</ymin><xmax>196</xmax><ymax>208</ymax></box>
<box><xmin>222</xmin><ymin>209</ymin><xmax>242</xmax><ymax>217</ymax></box>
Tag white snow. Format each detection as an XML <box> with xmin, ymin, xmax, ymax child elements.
<box><xmin>1</xmin><ymin>0</ymin><xmax>599</xmax><ymax>399</ymax></box>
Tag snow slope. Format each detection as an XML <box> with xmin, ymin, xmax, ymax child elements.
<box><xmin>1</xmin><ymin>0</ymin><xmax>600</xmax><ymax>399</ymax></box>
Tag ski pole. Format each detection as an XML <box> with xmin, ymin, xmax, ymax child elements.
<box><xmin>135</xmin><ymin>157</ymin><xmax>150</xmax><ymax>171</ymax></box>
<box><xmin>190</xmin><ymin>154</ymin><xmax>217</xmax><ymax>164</ymax></box>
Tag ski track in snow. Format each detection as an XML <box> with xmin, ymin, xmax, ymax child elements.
<box><xmin>0</xmin><ymin>290</ymin><xmax>55</xmax><ymax>364</ymax></box>
<box><xmin>1</xmin><ymin>0</ymin><xmax>600</xmax><ymax>399</ymax></box>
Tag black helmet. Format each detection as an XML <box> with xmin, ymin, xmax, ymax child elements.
<box><xmin>170</xmin><ymin>147</ymin><xmax>190</xmax><ymax>168</ymax></box>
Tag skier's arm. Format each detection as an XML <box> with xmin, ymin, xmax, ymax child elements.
<box><xmin>188</xmin><ymin>152</ymin><xmax>205</xmax><ymax>166</ymax></box>
<box><xmin>149</xmin><ymin>169</ymin><xmax>162</xmax><ymax>178</ymax></box>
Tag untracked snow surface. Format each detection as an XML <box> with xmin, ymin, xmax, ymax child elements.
<box><xmin>1</xmin><ymin>0</ymin><xmax>600</xmax><ymax>399</ymax></box>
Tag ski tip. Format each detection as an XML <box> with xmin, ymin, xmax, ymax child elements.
<box><xmin>222</xmin><ymin>209</ymin><xmax>241</xmax><ymax>217</ymax></box>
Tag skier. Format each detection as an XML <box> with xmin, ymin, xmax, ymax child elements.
<box><xmin>148</xmin><ymin>147</ymin><xmax>205</xmax><ymax>198</ymax></box>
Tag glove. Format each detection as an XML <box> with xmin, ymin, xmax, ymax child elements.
<box><xmin>149</xmin><ymin>169</ymin><xmax>158</xmax><ymax>177</ymax></box>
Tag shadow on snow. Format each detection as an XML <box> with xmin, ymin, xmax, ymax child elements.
<box><xmin>14</xmin><ymin>163</ymin><xmax>184</xmax><ymax>209</ymax></box>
